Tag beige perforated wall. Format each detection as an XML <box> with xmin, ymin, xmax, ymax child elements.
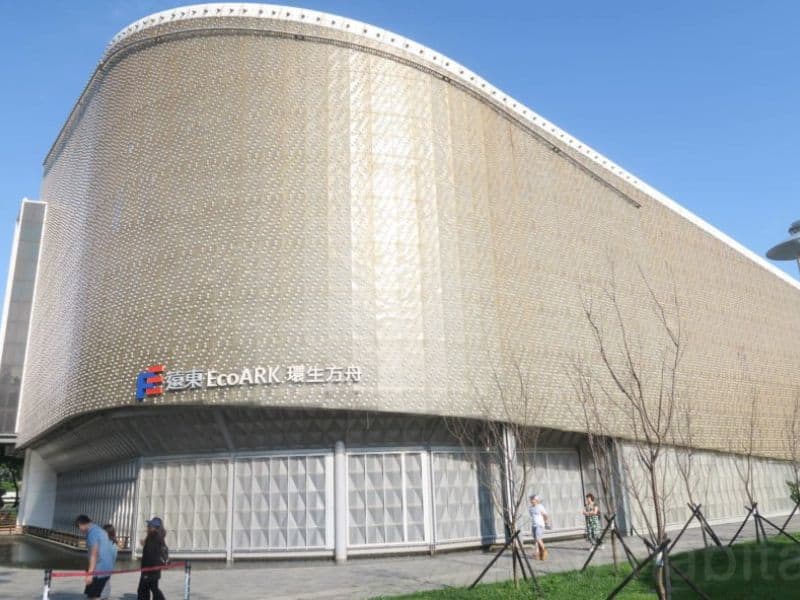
<box><xmin>17</xmin><ymin>7</ymin><xmax>800</xmax><ymax>457</ymax></box>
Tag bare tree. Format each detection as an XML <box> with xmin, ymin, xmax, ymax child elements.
<box><xmin>577</xmin><ymin>265</ymin><xmax>684</xmax><ymax>600</ymax></box>
<box><xmin>571</xmin><ymin>358</ymin><xmax>622</xmax><ymax>570</ymax></box>
<box><xmin>673</xmin><ymin>399</ymin><xmax>696</xmax><ymax>503</ymax></box>
<box><xmin>673</xmin><ymin>386</ymin><xmax>720</xmax><ymax>547</ymax></box>
<box><xmin>446</xmin><ymin>354</ymin><xmax>545</xmax><ymax>586</ymax></box>
<box><xmin>785</xmin><ymin>389</ymin><xmax>800</xmax><ymax>503</ymax></box>
<box><xmin>721</xmin><ymin>386</ymin><xmax>777</xmax><ymax>549</ymax></box>
<box><xmin>730</xmin><ymin>389</ymin><xmax>760</xmax><ymax>508</ymax></box>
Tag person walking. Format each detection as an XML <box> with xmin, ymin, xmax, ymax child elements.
<box><xmin>100</xmin><ymin>524</ymin><xmax>119</xmax><ymax>600</ymax></box>
<box><xmin>583</xmin><ymin>493</ymin><xmax>602</xmax><ymax>549</ymax></box>
<box><xmin>528</xmin><ymin>494</ymin><xmax>551</xmax><ymax>560</ymax></box>
<box><xmin>74</xmin><ymin>515</ymin><xmax>115</xmax><ymax>600</ymax></box>
<box><xmin>138</xmin><ymin>517</ymin><xmax>169</xmax><ymax>600</ymax></box>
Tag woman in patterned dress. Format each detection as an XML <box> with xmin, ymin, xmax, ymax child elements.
<box><xmin>583</xmin><ymin>493</ymin><xmax>601</xmax><ymax>549</ymax></box>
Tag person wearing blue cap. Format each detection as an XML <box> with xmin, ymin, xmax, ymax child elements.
<box><xmin>138</xmin><ymin>516</ymin><xmax>169</xmax><ymax>600</ymax></box>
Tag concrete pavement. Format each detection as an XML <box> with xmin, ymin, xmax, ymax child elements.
<box><xmin>2</xmin><ymin>512</ymin><xmax>798</xmax><ymax>599</ymax></box>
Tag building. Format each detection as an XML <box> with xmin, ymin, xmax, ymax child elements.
<box><xmin>6</xmin><ymin>4</ymin><xmax>800</xmax><ymax>560</ymax></box>
<box><xmin>0</xmin><ymin>200</ymin><xmax>44</xmax><ymax>451</ymax></box>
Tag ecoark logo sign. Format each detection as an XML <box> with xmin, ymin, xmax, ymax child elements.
<box><xmin>136</xmin><ymin>365</ymin><xmax>166</xmax><ymax>400</ymax></box>
<box><xmin>135</xmin><ymin>364</ymin><xmax>363</xmax><ymax>401</ymax></box>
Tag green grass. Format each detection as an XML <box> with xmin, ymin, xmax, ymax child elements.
<box><xmin>668</xmin><ymin>533</ymin><xmax>800</xmax><ymax>599</ymax></box>
<box><xmin>377</xmin><ymin>533</ymin><xmax>800</xmax><ymax>599</ymax></box>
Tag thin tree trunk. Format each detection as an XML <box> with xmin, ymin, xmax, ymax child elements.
<box><xmin>650</xmin><ymin>468</ymin><xmax>668</xmax><ymax>600</ymax></box>
<box><xmin>654</xmin><ymin>563</ymin><xmax>667</xmax><ymax>600</ymax></box>
<box><xmin>512</xmin><ymin>545</ymin><xmax>519</xmax><ymax>586</ymax></box>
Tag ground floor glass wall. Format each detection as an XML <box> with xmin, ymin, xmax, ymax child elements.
<box><xmin>46</xmin><ymin>437</ymin><xmax>799</xmax><ymax>558</ymax></box>
<box><xmin>129</xmin><ymin>447</ymin><xmax>587</xmax><ymax>557</ymax></box>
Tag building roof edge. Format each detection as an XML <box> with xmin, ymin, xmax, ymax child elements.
<box><xmin>71</xmin><ymin>3</ymin><xmax>799</xmax><ymax>292</ymax></box>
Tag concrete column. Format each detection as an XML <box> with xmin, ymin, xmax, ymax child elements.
<box><xmin>334</xmin><ymin>440</ymin><xmax>347</xmax><ymax>564</ymax></box>
<box><xmin>17</xmin><ymin>448</ymin><xmax>56</xmax><ymax>528</ymax></box>
<box><xmin>225</xmin><ymin>456</ymin><xmax>235</xmax><ymax>563</ymax></box>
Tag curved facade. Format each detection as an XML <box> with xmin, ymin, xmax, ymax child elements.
<box><xmin>10</xmin><ymin>4</ymin><xmax>800</xmax><ymax>558</ymax></box>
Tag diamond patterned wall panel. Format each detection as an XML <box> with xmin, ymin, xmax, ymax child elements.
<box><xmin>404</xmin><ymin>453</ymin><xmax>426</xmax><ymax>542</ymax></box>
<box><xmin>524</xmin><ymin>450</ymin><xmax>585</xmax><ymax>532</ymax></box>
<box><xmin>233</xmin><ymin>454</ymin><xmax>329</xmax><ymax>551</ymax></box>
<box><xmin>17</xmin><ymin>6</ymin><xmax>800</xmax><ymax>462</ymax></box>
<box><xmin>348</xmin><ymin>454</ymin><xmax>367</xmax><ymax>545</ymax></box>
<box><xmin>432</xmin><ymin>451</ymin><xmax>496</xmax><ymax>543</ymax></box>
<box><xmin>137</xmin><ymin>458</ymin><xmax>229</xmax><ymax>553</ymax></box>
<box><xmin>53</xmin><ymin>460</ymin><xmax>137</xmax><ymax>543</ymax></box>
<box><xmin>347</xmin><ymin>451</ymin><xmax>427</xmax><ymax>546</ymax></box>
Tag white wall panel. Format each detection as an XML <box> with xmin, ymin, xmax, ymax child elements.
<box><xmin>137</xmin><ymin>458</ymin><xmax>229</xmax><ymax>552</ymax></box>
<box><xmin>432</xmin><ymin>451</ymin><xmax>496</xmax><ymax>543</ymax></box>
<box><xmin>233</xmin><ymin>454</ymin><xmax>330</xmax><ymax>551</ymax></box>
<box><xmin>528</xmin><ymin>450</ymin><xmax>585</xmax><ymax>532</ymax></box>
<box><xmin>347</xmin><ymin>451</ymin><xmax>428</xmax><ymax>546</ymax></box>
<box><xmin>619</xmin><ymin>442</ymin><xmax>797</xmax><ymax>532</ymax></box>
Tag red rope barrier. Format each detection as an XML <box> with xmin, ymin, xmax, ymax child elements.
<box><xmin>51</xmin><ymin>561</ymin><xmax>186</xmax><ymax>578</ymax></box>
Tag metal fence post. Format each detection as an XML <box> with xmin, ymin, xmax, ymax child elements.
<box><xmin>183</xmin><ymin>561</ymin><xmax>192</xmax><ymax>600</ymax></box>
<box><xmin>41</xmin><ymin>568</ymin><xmax>52</xmax><ymax>600</ymax></box>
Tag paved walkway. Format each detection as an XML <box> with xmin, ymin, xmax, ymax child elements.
<box><xmin>2</xmin><ymin>512</ymin><xmax>798</xmax><ymax>599</ymax></box>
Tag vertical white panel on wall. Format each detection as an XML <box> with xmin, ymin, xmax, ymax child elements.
<box><xmin>226</xmin><ymin>457</ymin><xmax>235</xmax><ymax>560</ymax></box>
<box><xmin>404</xmin><ymin>453</ymin><xmax>426</xmax><ymax>542</ymax></box>
<box><xmin>210</xmin><ymin>461</ymin><xmax>228</xmax><ymax>550</ymax></box>
<box><xmin>347</xmin><ymin>454</ymin><xmax>366</xmax><ymax>546</ymax></box>
<box><xmin>347</xmin><ymin>450</ymin><xmax>429</xmax><ymax>547</ymax></box>
<box><xmin>137</xmin><ymin>458</ymin><xmax>229</xmax><ymax>554</ymax></box>
<box><xmin>228</xmin><ymin>454</ymin><xmax>331</xmax><ymax>553</ymax></box>
<box><xmin>307</xmin><ymin>455</ymin><xmax>328</xmax><ymax>548</ymax></box>
<box><xmin>530</xmin><ymin>450</ymin><xmax>584</xmax><ymax>532</ymax></box>
<box><xmin>431</xmin><ymin>451</ymin><xmax>485</xmax><ymax>543</ymax></box>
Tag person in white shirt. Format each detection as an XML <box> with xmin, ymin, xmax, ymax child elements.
<box><xmin>528</xmin><ymin>494</ymin><xmax>550</xmax><ymax>560</ymax></box>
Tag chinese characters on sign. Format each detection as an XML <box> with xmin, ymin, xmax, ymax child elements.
<box><xmin>164</xmin><ymin>368</ymin><xmax>204</xmax><ymax>391</ymax></box>
<box><xmin>137</xmin><ymin>364</ymin><xmax>363</xmax><ymax>401</ymax></box>
<box><xmin>283</xmin><ymin>365</ymin><xmax>361</xmax><ymax>385</ymax></box>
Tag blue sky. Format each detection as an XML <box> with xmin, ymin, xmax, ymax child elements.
<box><xmin>1</xmin><ymin>1</ymin><xmax>798</xmax><ymax>280</ymax></box>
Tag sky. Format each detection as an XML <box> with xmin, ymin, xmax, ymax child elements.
<box><xmin>0</xmin><ymin>0</ymin><xmax>798</xmax><ymax>281</ymax></box>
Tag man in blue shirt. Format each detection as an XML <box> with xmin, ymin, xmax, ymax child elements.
<box><xmin>74</xmin><ymin>515</ymin><xmax>116</xmax><ymax>599</ymax></box>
